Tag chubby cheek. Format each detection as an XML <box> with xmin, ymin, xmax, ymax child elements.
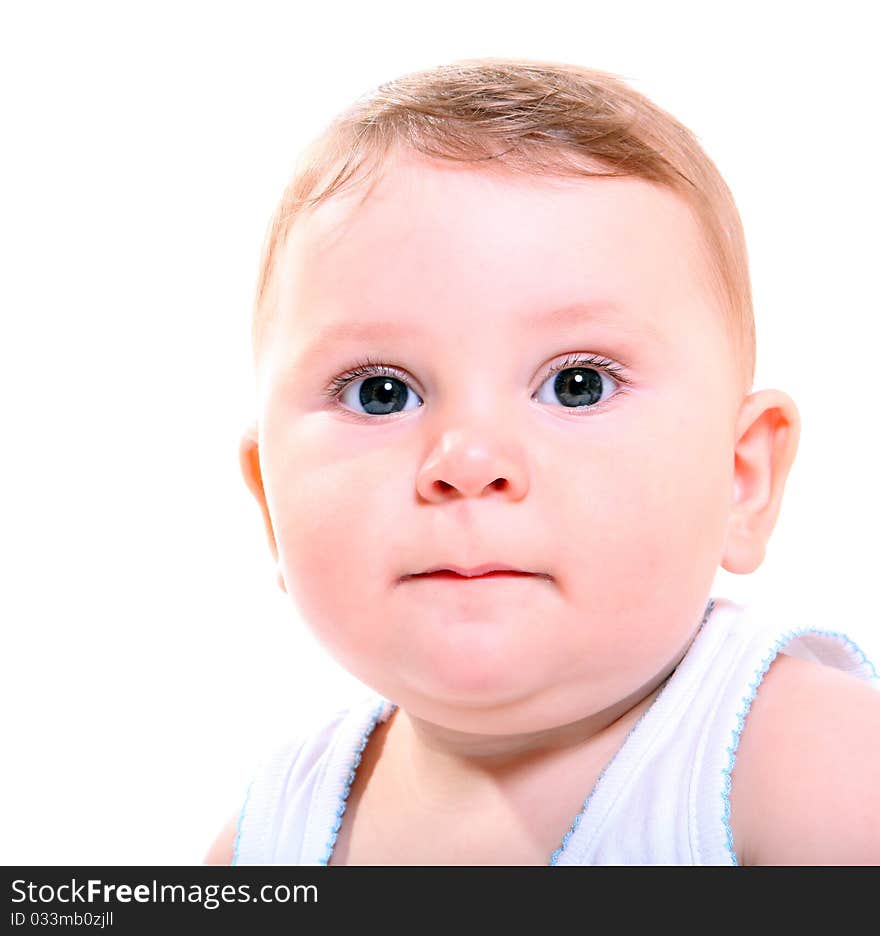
<box><xmin>550</xmin><ymin>396</ymin><xmax>731</xmax><ymax>685</ymax></box>
<box><xmin>263</xmin><ymin>414</ymin><xmax>407</xmax><ymax>673</ymax></box>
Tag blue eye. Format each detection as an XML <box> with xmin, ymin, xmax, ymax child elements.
<box><xmin>534</xmin><ymin>354</ymin><xmax>625</xmax><ymax>412</ymax></box>
<box><xmin>332</xmin><ymin>364</ymin><xmax>422</xmax><ymax>418</ymax></box>
<box><xmin>324</xmin><ymin>353</ymin><xmax>630</xmax><ymax>420</ymax></box>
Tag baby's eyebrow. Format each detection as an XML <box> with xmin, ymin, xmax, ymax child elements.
<box><xmin>296</xmin><ymin>300</ymin><xmax>644</xmax><ymax>366</ymax></box>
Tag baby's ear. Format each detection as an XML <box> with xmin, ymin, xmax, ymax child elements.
<box><xmin>721</xmin><ymin>389</ymin><xmax>801</xmax><ymax>575</ymax></box>
<box><xmin>238</xmin><ymin>421</ymin><xmax>287</xmax><ymax>592</ymax></box>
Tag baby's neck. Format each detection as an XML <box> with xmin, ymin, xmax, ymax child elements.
<box><xmin>383</xmin><ymin>657</ymin><xmax>679</xmax><ymax>806</ymax></box>
<box><xmin>333</xmin><ymin>633</ymin><xmax>699</xmax><ymax>865</ymax></box>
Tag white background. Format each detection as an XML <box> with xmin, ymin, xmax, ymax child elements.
<box><xmin>2</xmin><ymin>0</ymin><xmax>877</xmax><ymax>864</ymax></box>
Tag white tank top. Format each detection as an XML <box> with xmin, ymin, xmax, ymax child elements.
<box><xmin>232</xmin><ymin>596</ymin><xmax>879</xmax><ymax>865</ymax></box>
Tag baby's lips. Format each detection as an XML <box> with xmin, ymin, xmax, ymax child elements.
<box><xmin>406</xmin><ymin>562</ymin><xmax>552</xmax><ymax>580</ymax></box>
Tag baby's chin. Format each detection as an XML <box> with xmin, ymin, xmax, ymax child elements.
<box><xmin>303</xmin><ymin>583</ymin><xmax>676</xmax><ymax>730</ymax></box>
<box><xmin>375</xmin><ymin>672</ymin><xmax>629</xmax><ymax>741</ymax></box>
<box><xmin>385</xmin><ymin>605</ymin><xmax>570</xmax><ymax>697</ymax></box>
<box><xmin>352</xmin><ymin>635</ymin><xmax>630</xmax><ymax>736</ymax></box>
<box><xmin>400</xmin><ymin>647</ymin><xmax>554</xmax><ymax>709</ymax></box>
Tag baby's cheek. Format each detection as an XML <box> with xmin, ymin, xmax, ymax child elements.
<box><xmin>550</xmin><ymin>423</ymin><xmax>728</xmax><ymax>671</ymax></box>
<box><xmin>269</xmin><ymin>444</ymin><xmax>403</xmax><ymax>657</ymax></box>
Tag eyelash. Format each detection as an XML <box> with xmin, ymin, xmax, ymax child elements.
<box><xmin>322</xmin><ymin>352</ymin><xmax>632</xmax><ymax>418</ymax></box>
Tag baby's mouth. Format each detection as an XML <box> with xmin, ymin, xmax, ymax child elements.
<box><xmin>416</xmin><ymin>570</ymin><xmax>538</xmax><ymax>580</ymax></box>
<box><xmin>402</xmin><ymin>565</ymin><xmax>553</xmax><ymax>585</ymax></box>
<box><xmin>398</xmin><ymin>561</ymin><xmax>553</xmax><ymax>585</ymax></box>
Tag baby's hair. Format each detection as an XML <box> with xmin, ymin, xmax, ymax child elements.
<box><xmin>252</xmin><ymin>57</ymin><xmax>755</xmax><ymax>396</ymax></box>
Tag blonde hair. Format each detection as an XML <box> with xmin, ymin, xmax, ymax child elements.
<box><xmin>252</xmin><ymin>57</ymin><xmax>755</xmax><ymax>394</ymax></box>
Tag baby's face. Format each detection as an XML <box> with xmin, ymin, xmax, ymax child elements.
<box><xmin>248</xmin><ymin>149</ymin><xmax>742</xmax><ymax>734</ymax></box>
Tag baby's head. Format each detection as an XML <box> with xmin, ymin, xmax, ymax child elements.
<box><xmin>239</xmin><ymin>58</ymin><xmax>800</xmax><ymax>734</ymax></box>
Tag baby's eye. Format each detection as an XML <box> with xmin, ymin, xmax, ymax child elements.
<box><xmin>333</xmin><ymin>368</ymin><xmax>423</xmax><ymax>418</ymax></box>
<box><xmin>534</xmin><ymin>355</ymin><xmax>624</xmax><ymax>412</ymax></box>
<box><xmin>325</xmin><ymin>354</ymin><xmax>629</xmax><ymax>420</ymax></box>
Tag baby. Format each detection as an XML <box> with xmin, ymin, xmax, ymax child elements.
<box><xmin>206</xmin><ymin>58</ymin><xmax>880</xmax><ymax>866</ymax></box>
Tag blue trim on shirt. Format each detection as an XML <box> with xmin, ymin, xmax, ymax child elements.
<box><xmin>549</xmin><ymin>598</ymin><xmax>717</xmax><ymax>864</ymax></box>
<box><xmin>721</xmin><ymin>626</ymin><xmax>878</xmax><ymax>866</ymax></box>
<box><xmin>319</xmin><ymin>698</ymin><xmax>393</xmax><ymax>866</ymax></box>
<box><xmin>231</xmin><ymin>778</ymin><xmax>254</xmax><ymax>866</ymax></box>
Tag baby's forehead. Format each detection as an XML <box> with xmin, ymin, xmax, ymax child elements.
<box><xmin>293</xmin><ymin>153</ymin><xmax>704</xmax><ymax>258</ymax></box>
<box><xmin>277</xmin><ymin>160</ymin><xmax>720</xmax><ymax>352</ymax></box>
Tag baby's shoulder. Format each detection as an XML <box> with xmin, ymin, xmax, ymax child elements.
<box><xmin>730</xmin><ymin>652</ymin><xmax>880</xmax><ymax>865</ymax></box>
<box><xmin>203</xmin><ymin>813</ymin><xmax>239</xmax><ymax>865</ymax></box>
